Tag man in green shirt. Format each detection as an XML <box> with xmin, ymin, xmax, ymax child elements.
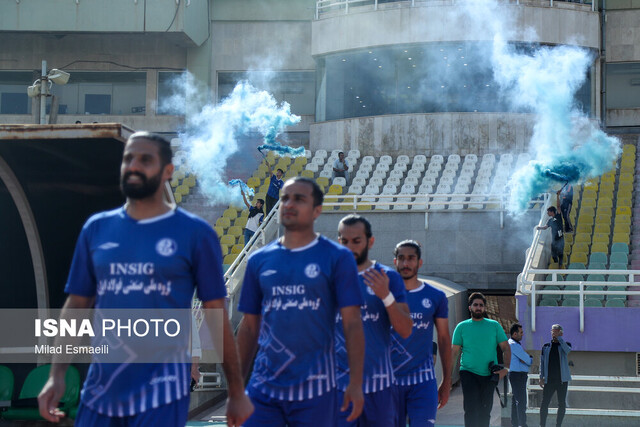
<box><xmin>451</xmin><ymin>292</ymin><xmax>511</xmax><ymax>427</ymax></box>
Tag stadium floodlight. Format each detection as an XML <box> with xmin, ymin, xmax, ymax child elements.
<box><xmin>27</xmin><ymin>60</ymin><xmax>71</xmax><ymax>124</ymax></box>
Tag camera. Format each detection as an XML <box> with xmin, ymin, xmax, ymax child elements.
<box><xmin>489</xmin><ymin>361</ymin><xmax>504</xmax><ymax>384</ymax></box>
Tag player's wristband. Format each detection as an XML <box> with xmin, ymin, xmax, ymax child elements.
<box><xmin>382</xmin><ymin>293</ymin><xmax>395</xmax><ymax>307</ymax></box>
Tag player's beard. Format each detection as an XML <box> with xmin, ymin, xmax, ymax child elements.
<box><xmin>398</xmin><ymin>267</ymin><xmax>417</xmax><ymax>280</ymax></box>
<box><xmin>121</xmin><ymin>170</ymin><xmax>163</xmax><ymax>199</ymax></box>
<box><xmin>355</xmin><ymin>246</ymin><xmax>369</xmax><ymax>267</ymax></box>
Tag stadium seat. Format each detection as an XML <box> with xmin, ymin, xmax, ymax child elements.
<box><xmin>219</xmin><ymin>235</ymin><xmax>236</xmax><ymax>246</ymax></box>
<box><xmin>590</xmin><ymin>242</ymin><xmax>608</xmax><ymax>254</ymax></box>
<box><xmin>327</xmin><ymin>184</ymin><xmax>343</xmax><ymax>195</ymax></box>
<box><xmin>347</xmin><ymin>185</ymin><xmax>363</xmax><ymax>195</ymax></box>
<box><xmin>592</xmin><ymin>233</ymin><xmax>609</xmax><ymax>245</ymax></box>
<box><xmin>352</xmin><ymin>177</ymin><xmax>367</xmax><ymax>187</ymax></box>
<box><xmin>301</xmin><ymin>170</ymin><xmax>315</xmax><ymax>179</ymax></box>
<box><xmin>2</xmin><ymin>365</ymin><xmax>80</xmax><ymax>421</ymax></box>
<box><xmin>562</xmin><ymin>298</ymin><xmax>579</xmax><ymax>307</ymax></box>
<box><xmin>234</xmin><ymin>216</ymin><xmax>247</xmax><ymax>228</ymax></box>
<box><xmin>584</xmin><ymin>298</ymin><xmax>603</xmax><ymax>307</ymax></box>
<box><xmin>379</xmin><ymin>155</ymin><xmax>392</xmax><ymax>165</ymax></box>
<box><xmin>230</xmin><ymin>244</ymin><xmax>244</xmax><ymax>255</ymax></box>
<box><xmin>214</xmin><ymin>225</ymin><xmax>225</xmax><ymax>237</ymax></box>
<box><xmin>588</xmin><ymin>262</ymin><xmax>606</xmax><ymax>270</ymax></box>
<box><xmin>316</xmin><ymin>177</ymin><xmax>330</xmax><ymax>188</ymax></box>
<box><xmin>605</xmin><ymin>299</ymin><xmax>625</xmax><ymax>307</ymax></box>
<box><xmin>348</xmin><ymin>149</ymin><xmax>360</xmax><ymax>159</ymax></box>
<box><xmin>223</xmin><ymin>208</ymin><xmax>238</xmax><ymax>221</ymax></box>
<box><xmin>611</xmin><ymin>242</ymin><xmax>629</xmax><ymax>254</ymax></box>
<box><xmin>570</xmin><ymin>252</ymin><xmax>588</xmax><ymax>264</ymax></box>
<box><xmin>610</xmin><ymin>263</ymin><xmax>628</xmax><ymax>270</ymax></box>
<box><xmin>215</xmin><ymin>217</ymin><xmax>231</xmax><ymax>229</ymax></box>
<box><xmin>539</xmin><ymin>298</ymin><xmax>558</xmax><ymax>307</ymax></box>
<box><xmin>224</xmin><ymin>253</ymin><xmax>239</xmax><ymax>265</ymax></box>
<box><xmin>613</xmin><ymin>223</ymin><xmax>630</xmax><ymax>234</ymax></box>
<box><xmin>610</xmin><ymin>252</ymin><xmax>628</xmax><ymax>265</ymax></box>
<box><xmin>612</xmin><ymin>233</ymin><xmax>630</xmax><ymax>245</ymax></box>
<box><xmin>227</xmin><ymin>226</ymin><xmax>243</xmax><ymax>239</ymax></box>
<box><xmin>607</xmin><ymin>274</ymin><xmax>627</xmax><ymax>283</ymax></box>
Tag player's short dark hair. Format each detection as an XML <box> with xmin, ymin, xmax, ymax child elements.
<box><xmin>339</xmin><ymin>214</ymin><xmax>372</xmax><ymax>238</ymax></box>
<box><xmin>394</xmin><ymin>240</ymin><xmax>422</xmax><ymax>259</ymax></box>
<box><xmin>277</xmin><ymin>168</ymin><xmax>285</xmax><ymax>175</ymax></box>
<box><xmin>547</xmin><ymin>206</ymin><xmax>557</xmax><ymax>214</ymax></box>
<box><xmin>468</xmin><ymin>292</ymin><xmax>486</xmax><ymax>306</ymax></box>
<box><xmin>128</xmin><ymin>131</ymin><xmax>173</xmax><ymax>167</ymax></box>
<box><xmin>510</xmin><ymin>323</ymin><xmax>523</xmax><ymax>336</ymax></box>
<box><xmin>257</xmin><ymin>198</ymin><xmax>265</xmax><ymax>205</ymax></box>
<box><xmin>287</xmin><ymin>176</ymin><xmax>324</xmax><ymax>207</ymax></box>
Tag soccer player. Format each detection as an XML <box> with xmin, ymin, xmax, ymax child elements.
<box><xmin>236</xmin><ymin>177</ymin><xmax>365</xmax><ymax>426</ymax></box>
<box><xmin>392</xmin><ymin>240</ymin><xmax>452</xmax><ymax>427</ymax></box>
<box><xmin>336</xmin><ymin>215</ymin><xmax>412</xmax><ymax>426</ymax></box>
<box><xmin>37</xmin><ymin>132</ymin><xmax>253</xmax><ymax>426</ymax></box>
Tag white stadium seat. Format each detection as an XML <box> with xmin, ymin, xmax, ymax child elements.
<box><xmin>372</xmin><ymin>169</ymin><xmax>387</xmax><ymax>179</ymax></box>
<box><xmin>418</xmin><ymin>183</ymin><xmax>433</xmax><ymax>194</ymax></box>
<box><xmin>393</xmin><ymin>163</ymin><xmax>407</xmax><ymax>173</ymax></box>
<box><xmin>404</xmin><ymin>177</ymin><xmax>419</xmax><ymax>187</ymax></box>
<box><xmin>348</xmin><ymin>149</ymin><xmax>361</xmax><ymax>159</ymax></box>
<box><xmin>383</xmin><ymin>184</ymin><xmax>397</xmax><ymax>193</ymax></box>
<box><xmin>352</xmin><ymin>177</ymin><xmax>367</xmax><ymax>187</ymax></box>
<box><xmin>370</xmin><ymin>177</ymin><xmax>384</xmax><ymax>187</ymax></box>
<box><xmin>355</xmin><ymin>169</ymin><xmax>370</xmax><ymax>179</ymax></box>
<box><xmin>379</xmin><ymin>155</ymin><xmax>392</xmax><ymax>165</ymax></box>
<box><xmin>305</xmin><ymin>163</ymin><xmax>319</xmax><ymax>172</ymax></box>
<box><xmin>400</xmin><ymin>184</ymin><xmax>416</xmax><ymax>194</ymax></box>
<box><xmin>396</xmin><ymin>155</ymin><xmax>410</xmax><ymax>165</ymax></box>
<box><xmin>315</xmin><ymin>149</ymin><xmax>328</xmax><ymax>159</ymax></box>
<box><xmin>319</xmin><ymin>170</ymin><xmax>332</xmax><ymax>178</ymax></box>
<box><xmin>333</xmin><ymin>177</ymin><xmax>347</xmax><ymax>186</ymax></box>
<box><xmin>348</xmin><ymin>184</ymin><xmax>363</xmax><ymax>195</ymax></box>
<box><xmin>430</xmin><ymin>155</ymin><xmax>444</xmax><ymax>165</ymax></box>
<box><xmin>407</xmin><ymin>169</ymin><xmax>422</xmax><ymax>179</ymax></box>
<box><xmin>375</xmin><ymin>163</ymin><xmax>390</xmax><ymax>172</ymax></box>
<box><xmin>386</xmin><ymin>176</ymin><xmax>401</xmax><ymax>187</ymax></box>
<box><xmin>365</xmin><ymin>184</ymin><xmax>380</xmax><ymax>194</ymax></box>
<box><xmin>389</xmin><ymin>169</ymin><xmax>404</xmax><ymax>179</ymax></box>
<box><xmin>413</xmin><ymin>155</ymin><xmax>427</xmax><ymax>165</ymax></box>
<box><xmin>361</xmin><ymin>156</ymin><xmax>375</xmax><ymax>166</ymax></box>
<box><xmin>411</xmin><ymin>163</ymin><xmax>426</xmax><ymax>173</ymax></box>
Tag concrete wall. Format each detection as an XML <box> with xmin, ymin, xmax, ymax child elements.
<box><xmin>315</xmin><ymin>210</ymin><xmax>539</xmax><ymax>290</ymax></box>
<box><xmin>312</xmin><ymin>3</ymin><xmax>600</xmax><ymax>57</ymax></box>
<box><xmin>0</xmin><ymin>33</ymin><xmax>187</xmax><ymax>132</ymax></box>
<box><xmin>310</xmin><ymin>112</ymin><xmax>536</xmax><ymax>156</ymax></box>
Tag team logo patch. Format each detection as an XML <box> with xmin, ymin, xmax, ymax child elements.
<box><xmin>304</xmin><ymin>263</ymin><xmax>320</xmax><ymax>279</ymax></box>
<box><xmin>366</xmin><ymin>286</ymin><xmax>375</xmax><ymax>295</ymax></box>
<box><xmin>156</xmin><ymin>238</ymin><xmax>178</xmax><ymax>256</ymax></box>
<box><xmin>422</xmin><ymin>298</ymin><xmax>432</xmax><ymax>309</ymax></box>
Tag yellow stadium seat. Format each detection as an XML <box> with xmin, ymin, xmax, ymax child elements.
<box><xmin>214</xmin><ymin>225</ymin><xmax>225</xmax><ymax>236</ymax></box>
<box><xmin>612</xmin><ymin>233</ymin><xmax>630</xmax><ymax>244</ymax></box>
<box><xmin>327</xmin><ymin>184</ymin><xmax>343</xmax><ymax>195</ymax></box>
<box><xmin>219</xmin><ymin>235</ymin><xmax>236</xmax><ymax>246</ymax></box>
<box><xmin>276</xmin><ymin>157</ymin><xmax>292</xmax><ymax>167</ymax></box>
<box><xmin>591</xmin><ymin>242</ymin><xmax>609</xmax><ymax>253</ymax></box>
<box><xmin>572</xmin><ymin>242</ymin><xmax>589</xmax><ymax>254</ymax></box>
<box><xmin>215</xmin><ymin>217</ymin><xmax>231</xmax><ymax>229</ymax></box>
<box><xmin>618</xmin><ymin>182</ymin><xmax>633</xmax><ymax>193</ymax></box>
<box><xmin>614</xmin><ymin>223</ymin><xmax>630</xmax><ymax>234</ymax></box>
<box><xmin>289</xmin><ymin>164</ymin><xmax>303</xmax><ymax>174</ymax></box>
<box><xmin>617</xmin><ymin>197</ymin><xmax>632</xmax><ymax>208</ymax></box>
<box><xmin>173</xmin><ymin>170</ymin><xmax>186</xmax><ymax>181</ymax></box>
<box><xmin>224</xmin><ymin>253</ymin><xmax>239</xmax><ymax>265</ymax></box>
<box><xmin>176</xmin><ymin>184</ymin><xmax>190</xmax><ymax>196</ymax></box>
<box><xmin>316</xmin><ymin>177</ymin><xmax>330</xmax><ymax>188</ymax></box>
<box><xmin>257</xmin><ymin>163</ymin><xmax>270</xmax><ymax>176</ymax></box>
<box><xmin>184</xmin><ymin>175</ymin><xmax>197</xmax><ymax>188</ymax></box>
<box><xmin>591</xmin><ymin>233</ymin><xmax>609</xmax><ymax>245</ymax></box>
<box><xmin>564</xmin><ymin>233</ymin><xmax>573</xmax><ymax>246</ymax></box>
<box><xmin>600</xmin><ymin>172</ymin><xmax>615</xmax><ymax>183</ymax></box>
<box><xmin>227</xmin><ymin>226</ymin><xmax>243</xmax><ymax>238</ymax></box>
<box><xmin>223</xmin><ymin>208</ymin><xmax>238</xmax><ymax>220</ymax></box>
<box><xmin>173</xmin><ymin>192</ymin><xmax>182</xmax><ymax>204</ymax></box>
<box><xmin>239</xmin><ymin>209</ymin><xmax>249</xmax><ymax>218</ymax></box>
<box><xmin>259</xmin><ymin>183</ymin><xmax>270</xmax><ymax>194</ymax></box>
<box><xmin>231</xmin><ymin>244</ymin><xmax>244</xmax><ymax>255</ymax></box>
<box><xmin>594</xmin><ymin>223</ymin><xmax>610</xmax><ymax>234</ymax></box>
<box><xmin>570</xmin><ymin>252</ymin><xmax>588</xmax><ymax>264</ymax></box>
<box><xmin>578</xmin><ymin>215</ymin><xmax>594</xmax><ymax>226</ymax></box>
<box><xmin>294</xmin><ymin>157</ymin><xmax>308</xmax><ymax>166</ymax></box>
<box><xmin>254</xmin><ymin>192</ymin><xmax>266</xmax><ymax>202</ymax></box>
<box><xmin>356</xmin><ymin>204</ymin><xmax>372</xmax><ymax>211</ymax></box>
<box><xmin>623</xmin><ymin>144</ymin><xmax>636</xmax><ymax>153</ymax></box>
<box><xmin>595</xmin><ymin>213</ymin><xmax>612</xmax><ymax>225</ymax></box>
<box><xmin>247</xmin><ymin>177</ymin><xmax>261</xmax><ymax>188</ymax></box>
<box><xmin>301</xmin><ymin>170</ymin><xmax>314</xmax><ymax>179</ymax></box>
<box><xmin>170</xmin><ymin>177</ymin><xmax>180</xmax><ymax>188</ymax></box>
<box><xmin>600</xmin><ymin>182</ymin><xmax>614</xmax><ymax>193</ymax></box>
<box><xmin>580</xmin><ymin>198</ymin><xmax>596</xmax><ymax>209</ymax></box>
<box><xmin>582</xmin><ymin>189</ymin><xmax>597</xmax><ymax>199</ymax></box>
<box><xmin>583</xmin><ymin>180</ymin><xmax>598</xmax><ymax>191</ymax></box>
<box><xmin>219</xmin><ymin>244</ymin><xmax>229</xmax><ymax>256</ymax></box>
<box><xmin>619</xmin><ymin>173</ymin><xmax>634</xmax><ymax>183</ymax></box>
<box><xmin>574</xmin><ymin>233</ymin><xmax>591</xmax><ymax>244</ymax></box>
<box><xmin>616</xmin><ymin>206</ymin><xmax>631</xmax><ymax>216</ymax></box>
<box><xmin>576</xmin><ymin>223</ymin><xmax>592</xmax><ymax>234</ymax></box>
<box><xmin>234</xmin><ymin>216</ymin><xmax>248</xmax><ymax>228</ymax></box>
<box><xmin>615</xmin><ymin>214</ymin><xmax>631</xmax><ymax>225</ymax></box>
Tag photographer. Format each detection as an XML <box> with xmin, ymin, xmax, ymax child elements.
<box><xmin>452</xmin><ymin>293</ymin><xmax>511</xmax><ymax>427</ymax></box>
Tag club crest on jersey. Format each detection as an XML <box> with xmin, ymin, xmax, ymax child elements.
<box><xmin>304</xmin><ymin>263</ymin><xmax>320</xmax><ymax>279</ymax></box>
<box><xmin>366</xmin><ymin>286</ymin><xmax>375</xmax><ymax>295</ymax></box>
<box><xmin>156</xmin><ymin>238</ymin><xmax>177</xmax><ymax>257</ymax></box>
<box><xmin>422</xmin><ymin>298</ymin><xmax>432</xmax><ymax>309</ymax></box>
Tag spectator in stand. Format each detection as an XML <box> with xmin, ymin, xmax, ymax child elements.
<box><xmin>536</xmin><ymin>193</ymin><xmax>565</xmax><ymax>268</ymax></box>
<box><xmin>557</xmin><ymin>184</ymin><xmax>573</xmax><ymax>233</ymax></box>
<box><xmin>265</xmin><ymin>164</ymin><xmax>284</xmax><ymax>216</ymax></box>
<box><xmin>241</xmin><ymin>189</ymin><xmax>264</xmax><ymax>246</ymax></box>
<box><xmin>333</xmin><ymin>152</ymin><xmax>350</xmax><ymax>185</ymax></box>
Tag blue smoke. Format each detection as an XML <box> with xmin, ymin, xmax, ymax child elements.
<box><xmin>258</xmin><ymin>143</ymin><xmax>305</xmax><ymax>157</ymax></box>
<box><xmin>166</xmin><ymin>77</ymin><xmax>300</xmax><ymax>206</ymax></box>
<box><xmin>490</xmin><ymin>40</ymin><xmax>622</xmax><ymax>213</ymax></box>
<box><xmin>228</xmin><ymin>179</ymin><xmax>255</xmax><ymax>197</ymax></box>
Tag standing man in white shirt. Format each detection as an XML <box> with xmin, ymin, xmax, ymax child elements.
<box><xmin>508</xmin><ymin>323</ymin><xmax>532</xmax><ymax>427</ymax></box>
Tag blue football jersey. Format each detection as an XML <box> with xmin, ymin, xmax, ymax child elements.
<box><xmin>391</xmin><ymin>281</ymin><xmax>448</xmax><ymax>385</ymax></box>
<box><xmin>238</xmin><ymin>235</ymin><xmax>363</xmax><ymax>401</ymax></box>
<box><xmin>65</xmin><ymin>207</ymin><xmax>226</xmax><ymax>416</ymax></box>
<box><xmin>335</xmin><ymin>262</ymin><xmax>407</xmax><ymax>393</ymax></box>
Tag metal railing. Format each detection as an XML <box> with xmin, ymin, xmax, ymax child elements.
<box><xmin>518</xmin><ymin>193</ymin><xmax>639</xmax><ymax>332</ymax></box>
<box><xmin>525</xmin><ymin>374</ymin><xmax>640</xmax><ymax>417</ymax></box>
<box><xmin>315</xmin><ymin>0</ymin><xmax>595</xmax><ymax>19</ymax></box>
<box><xmin>322</xmin><ymin>192</ymin><xmax>545</xmax><ymax>230</ymax></box>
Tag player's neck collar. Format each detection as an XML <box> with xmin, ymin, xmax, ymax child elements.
<box><xmin>278</xmin><ymin>234</ymin><xmax>320</xmax><ymax>252</ymax></box>
<box><xmin>121</xmin><ymin>204</ymin><xmax>176</xmax><ymax>224</ymax></box>
<box><xmin>409</xmin><ymin>282</ymin><xmax>425</xmax><ymax>293</ymax></box>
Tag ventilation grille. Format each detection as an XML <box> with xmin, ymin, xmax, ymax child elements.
<box><xmin>637</xmin><ymin>353</ymin><xmax>640</xmax><ymax>376</ymax></box>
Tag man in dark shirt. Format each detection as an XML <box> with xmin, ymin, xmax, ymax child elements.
<box><xmin>539</xmin><ymin>324</ymin><xmax>572</xmax><ymax>427</ymax></box>
<box><xmin>537</xmin><ymin>196</ymin><xmax>565</xmax><ymax>268</ymax></box>
<box><xmin>557</xmin><ymin>184</ymin><xmax>573</xmax><ymax>233</ymax></box>
<box><xmin>265</xmin><ymin>166</ymin><xmax>284</xmax><ymax>215</ymax></box>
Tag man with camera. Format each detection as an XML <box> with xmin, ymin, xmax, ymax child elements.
<box><xmin>452</xmin><ymin>292</ymin><xmax>511</xmax><ymax>427</ymax></box>
<box><xmin>508</xmin><ymin>323</ymin><xmax>533</xmax><ymax>427</ymax></box>
<box><xmin>539</xmin><ymin>324</ymin><xmax>572</xmax><ymax>427</ymax></box>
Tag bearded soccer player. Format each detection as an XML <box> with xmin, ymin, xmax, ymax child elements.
<box><xmin>37</xmin><ymin>132</ymin><xmax>253</xmax><ymax>426</ymax></box>
<box><xmin>392</xmin><ymin>240</ymin><xmax>451</xmax><ymax>427</ymax></box>
<box><xmin>336</xmin><ymin>215</ymin><xmax>412</xmax><ymax>427</ymax></box>
<box><xmin>237</xmin><ymin>177</ymin><xmax>365</xmax><ymax>426</ymax></box>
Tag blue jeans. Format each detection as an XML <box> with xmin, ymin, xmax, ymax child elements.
<box><xmin>244</xmin><ymin>229</ymin><xmax>255</xmax><ymax>246</ymax></box>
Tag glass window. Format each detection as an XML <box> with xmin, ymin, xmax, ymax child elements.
<box><xmin>606</xmin><ymin>63</ymin><xmax>640</xmax><ymax>109</ymax></box>
<box><xmin>218</xmin><ymin>71</ymin><xmax>315</xmax><ymax>116</ymax></box>
<box><xmin>157</xmin><ymin>71</ymin><xmax>186</xmax><ymax>115</ymax></box>
<box><xmin>0</xmin><ymin>71</ymin><xmax>35</xmax><ymax>114</ymax></box>
<box><xmin>316</xmin><ymin>43</ymin><xmax>592</xmax><ymax>121</ymax></box>
<box><xmin>47</xmin><ymin>71</ymin><xmax>146</xmax><ymax>115</ymax></box>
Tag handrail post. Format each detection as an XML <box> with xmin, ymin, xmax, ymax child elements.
<box><xmin>315</xmin><ymin>1</ymin><xmax>319</xmax><ymax>20</ymax></box>
<box><xmin>531</xmin><ymin>281</ymin><xmax>536</xmax><ymax>332</ymax></box>
<box><xmin>500</xmin><ymin>195</ymin><xmax>504</xmax><ymax>229</ymax></box>
<box><xmin>579</xmin><ymin>281</ymin><xmax>584</xmax><ymax>332</ymax></box>
<box><xmin>374</xmin><ymin>0</ymin><xmax>378</xmax><ymax>11</ymax></box>
<box><xmin>346</xmin><ymin>0</ymin><xmax>349</xmax><ymax>14</ymax></box>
